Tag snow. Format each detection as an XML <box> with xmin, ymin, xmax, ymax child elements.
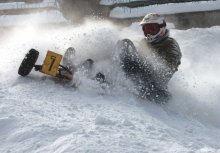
<box><xmin>0</xmin><ymin>18</ymin><xmax>220</xmax><ymax>152</ymax></box>
<box><xmin>100</xmin><ymin>0</ymin><xmax>140</xmax><ymax>5</ymax></box>
<box><xmin>101</xmin><ymin>0</ymin><xmax>220</xmax><ymax>18</ymax></box>
<box><xmin>0</xmin><ymin>0</ymin><xmax>56</xmax><ymax>10</ymax></box>
<box><xmin>0</xmin><ymin>0</ymin><xmax>66</xmax><ymax>26</ymax></box>
<box><xmin>0</xmin><ymin>0</ymin><xmax>220</xmax><ymax>152</ymax></box>
<box><xmin>0</xmin><ymin>2</ymin><xmax>26</xmax><ymax>10</ymax></box>
<box><xmin>0</xmin><ymin>10</ymin><xmax>67</xmax><ymax>26</ymax></box>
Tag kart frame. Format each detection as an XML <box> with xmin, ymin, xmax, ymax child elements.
<box><xmin>18</xmin><ymin>49</ymin><xmax>73</xmax><ymax>80</ymax></box>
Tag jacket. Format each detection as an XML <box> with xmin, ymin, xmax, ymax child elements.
<box><xmin>138</xmin><ymin>33</ymin><xmax>182</xmax><ymax>90</ymax></box>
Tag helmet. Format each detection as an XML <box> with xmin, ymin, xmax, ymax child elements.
<box><xmin>140</xmin><ymin>13</ymin><xmax>167</xmax><ymax>43</ymax></box>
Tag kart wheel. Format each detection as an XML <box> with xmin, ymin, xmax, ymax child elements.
<box><xmin>18</xmin><ymin>49</ymin><xmax>39</xmax><ymax>76</ymax></box>
<box><xmin>117</xmin><ymin>39</ymin><xmax>137</xmax><ymax>60</ymax></box>
<box><xmin>63</xmin><ymin>47</ymin><xmax>75</xmax><ymax>67</ymax></box>
<box><xmin>113</xmin><ymin>39</ymin><xmax>137</xmax><ymax>63</ymax></box>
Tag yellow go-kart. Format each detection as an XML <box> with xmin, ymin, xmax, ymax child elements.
<box><xmin>18</xmin><ymin>49</ymin><xmax>74</xmax><ymax>80</ymax></box>
<box><xmin>18</xmin><ymin>48</ymin><xmax>106</xmax><ymax>82</ymax></box>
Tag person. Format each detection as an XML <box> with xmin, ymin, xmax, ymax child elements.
<box><xmin>119</xmin><ymin>13</ymin><xmax>182</xmax><ymax>103</ymax></box>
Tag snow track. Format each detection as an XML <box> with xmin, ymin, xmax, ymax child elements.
<box><xmin>0</xmin><ymin>21</ymin><xmax>220</xmax><ymax>153</ymax></box>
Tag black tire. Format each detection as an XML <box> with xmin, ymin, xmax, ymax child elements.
<box><xmin>115</xmin><ymin>39</ymin><xmax>139</xmax><ymax>64</ymax></box>
<box><xmin>18</xmin><ymin>49</ymin><xmax>39</xmax><ymax>76</ymax></box>
<box><xmin>117</xmin><ymin>39</ymin><xmax>135</xmax><ymax>49</ymax></box>
<box><xmin>116</xmin><ymin>39</ymin><xmax>141</xmax><ymax>76</ymax></box>
<box><xmin>63</xmin><ymin>47</ymin><xmax>75</xmax><ymax>67</ymax></box>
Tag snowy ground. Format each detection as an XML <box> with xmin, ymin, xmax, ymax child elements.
<box><xmin>0</xmin><ymin>19</ymin><xmax>220</xmax><ymax>152</ymax></box>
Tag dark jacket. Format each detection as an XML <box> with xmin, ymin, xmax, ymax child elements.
<box><xmin>138</xmin><ymin>35</ymin><xmax>182</xmax><ymax>90</ymax></box>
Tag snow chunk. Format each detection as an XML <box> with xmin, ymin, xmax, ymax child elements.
<box><xmin>95</xmin><ymin>116</ymin><xmax>115</xmax><ymax>125</ymax></box>
<box><xmin>122</xmin><ymin>119</ymin><xmax>134</xmax><ymax>127</ymax></box>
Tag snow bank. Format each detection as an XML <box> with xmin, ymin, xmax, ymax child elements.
<box><xmin>106</xmin><ymin>0</ymin><xmax>220</xmax><ymax>18</ymax></box>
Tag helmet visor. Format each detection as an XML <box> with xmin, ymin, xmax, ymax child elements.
<box><xmin>142</xmin><ymin>23</ymin><xmax>160</xmax><ymax>35</ymax></box>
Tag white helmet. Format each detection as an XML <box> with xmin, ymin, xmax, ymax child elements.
<box><xmin>140</xmin><ymin>13</ymin><xmax>167</xmax><ymax>43</ymax></box>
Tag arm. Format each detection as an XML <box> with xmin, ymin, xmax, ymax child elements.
<box><xmin>165</xmin><ymin>38</ymin><xmax>182</xmax><ymax>73</ymax></box>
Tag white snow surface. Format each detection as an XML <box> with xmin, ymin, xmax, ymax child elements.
<box><xmin>0</xmin><ymin>19</ymin><xmax>220</xmax><ymax>153</ymax></box>
<box><xmin>101</xmin><ymin>0</ymin><xmax>220</xmax><ymax>18</ymax></box>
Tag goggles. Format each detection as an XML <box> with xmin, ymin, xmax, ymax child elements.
<box><xmin>142</xmin><ymin>23</ymin><xmax>161</xmax><ymax>35</ymax></box>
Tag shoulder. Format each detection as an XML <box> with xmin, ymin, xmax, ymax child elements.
<box><xmin>163</xmin><ymin>37</ymin><xmax>182</xmax><ymax>57</ymax></box>
<box><xmin>163</xmin><ymin>37</ymin><xmax>179</xmax><ymax>47</ymax></box>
